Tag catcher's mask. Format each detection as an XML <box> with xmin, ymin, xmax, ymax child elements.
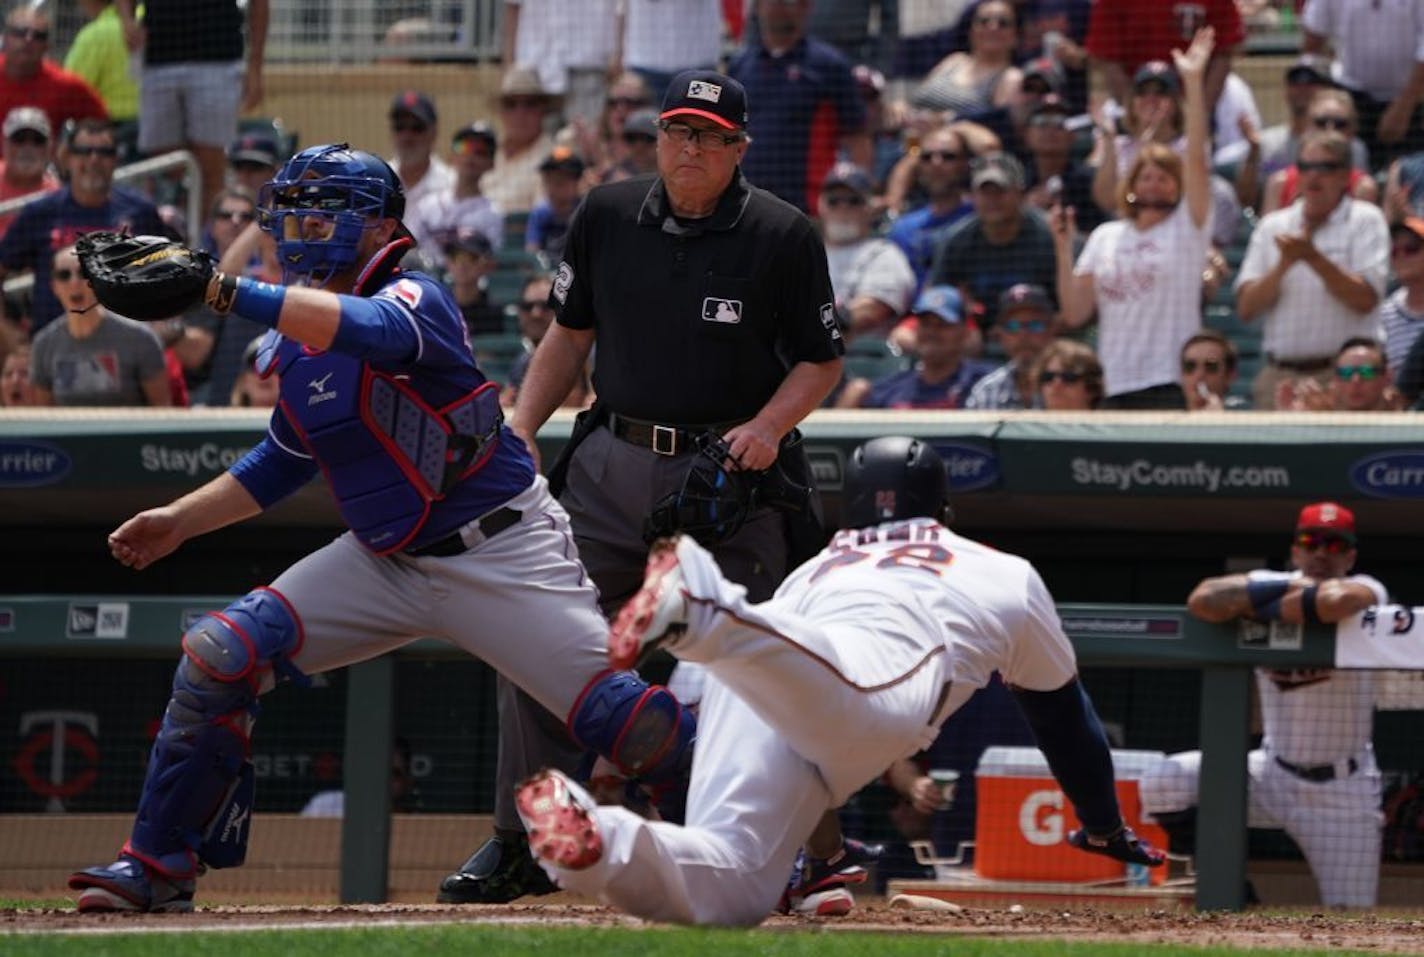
<box><xmin>644</xmin><ymin>433</ymin><xmax>760</xmax><ymax>546</ymax></box>
<box><xmin>841</xmin><ymin>436</ymin><xmax>952</xmax><ymax>529</ymax></box>
<box><xmin>258</xmin><ymin>143</ymin><xmax>409</xmax><ymax>285</ymax></box>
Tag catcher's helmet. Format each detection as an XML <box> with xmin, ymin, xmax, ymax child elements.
<box><xmin>258</xmin><ymin>143</ymin><xmax>407</xmax><ymax>282</ymax></box>
<box><xmin>644</xmin><ymin>433</ymin><xmax>760</xmax><ymax>546</ymax></box>
<box><xmin>841</xmin><ymin>436</ymin><xmax>950</xmax><ymax>529</ymax></box>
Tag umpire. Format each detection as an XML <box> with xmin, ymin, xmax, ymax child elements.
<box><xmin>438</xmin><ymin>69</ymin><xmax>845</xmax><ymax>902</ymax></box>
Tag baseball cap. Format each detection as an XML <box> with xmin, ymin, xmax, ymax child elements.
<box><xmin>538</xmin><ymin>146</ymin><xmax>586</xmax><ymax>177</ymax></box>
<box><xmin>997</xmin><ymin>283</ymin><xmax>1052</xmax><ymax>318</ymax></box>
<box><xmin>822</xmin><ymin>161</ymin><xmax>873</xmax><ymax>196</ymax></box>
<box><xmin>1286</xmin><ymin>54</ymin><xmax>1333</xmax><ymax>86</ymax></box>
<box><xmin>1021</xmin><ymin>57</ymin><xmax>1064</xmax><ymax>94</ymax></box>
<box><xmin>453</xmin><ymin>121</ymin><xmax>497</xmax><ymax>151</ymax></box>
<box><xmin>3</xmin><ymin>106</ymin><xmax>50</xmax><ymax>141</ymax></box>
<box><xmin>441</xmin><ymin>227</ymin><xmax>494</xmax><ymax>258</ymax></box>
<box><xmin>1030</xmin><ymin>93</ymin><xmax>1072</xmax><ymax>118</ymax></box>
<box><xmin>390</xmin><ymin>90</ymin><xmax>437</xmax><ymax>127</ymax></box>
<box><xmin>1296</xmin><ymin>501</ymin><xmax>1356</xmax><ymax>537</ymax></box>
<box><xmin>623</xmin><ymin>108</ymin><xmax>659</xmax><ymax>140</ymax></box>
<box><xmin>912</xmin><ymin>285</ymin><xmax>964</xmax><ymax>324</ymax></box>
<box><xmin>660</xmin><ymin>69</ymin><xmax>748</xmax><ymax>131</ymax></box>
<box><xmin>227</xmin><ymin>131</ymin><xmax>278</xmax><ymax>168</ymax></box>
<box><xmin>970</xmin><ymin>152</ymin><xmax>1025</xmax><ymax>191</ymax></box>
<box><xmin>1133</xmin><ymin>61</ymin><xmax>1180</xmax><ymax>95</ymax></box>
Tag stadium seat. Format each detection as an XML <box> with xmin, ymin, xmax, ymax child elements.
<box><xmin>502</xmin><ymin>212</ymin><xmax>531</xmax><ymax>250</ymax></box>
<box><xmin>469</xmin><ymin>333</ymin><xmax>528</xmax><ymax>386</ymax></box>
<box><xmin>843</xmin><ymin>336</ymin><xmax>910</xmax><ymax>380</ymax></box>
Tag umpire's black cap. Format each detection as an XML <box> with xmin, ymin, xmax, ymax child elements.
<box><xmin>660</xmin><ymin>70</ymin><xmax>748</xmax><ymax>131</ymax></box>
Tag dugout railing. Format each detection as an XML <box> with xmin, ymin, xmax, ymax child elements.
<box><xmin>0</xmin><ymin>593</ymin><xmax>1347</xmax><ymax>909</ymax></box>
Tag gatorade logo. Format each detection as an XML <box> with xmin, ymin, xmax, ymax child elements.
<box><xmin>1019</xmin><ymin>789</ymin><xmax>1064</xmax><ymax>846</ymax></box>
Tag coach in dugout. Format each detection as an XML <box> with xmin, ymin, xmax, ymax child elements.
<box><xmin>437</xmin><ymin>69</ymin><xmax>854</xmax><ymax>913</ymax></box>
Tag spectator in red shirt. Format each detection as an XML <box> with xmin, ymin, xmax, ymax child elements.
<box><xmin>1084</xmin><ymin>0</ymin><xmax>1242</xmax><ymax>112</ymax></box>
<box><xmin>0</xmin><ymin>5</ymin><xmax>108</xmax><ymax>135</ymax></box>
<box><xmin>0</xmin><ymin>107</ymin><xmax>60</xmax><ymax>238</ymax></box>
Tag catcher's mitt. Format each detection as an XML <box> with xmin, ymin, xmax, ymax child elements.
<box><xmin>75</xmin><ymin>231</ymin><xmax>214</xmax><ymax>321</ymax></box>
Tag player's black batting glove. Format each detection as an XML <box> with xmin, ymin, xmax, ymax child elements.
<box><xmin>1067</xmin><ymin>824</ymin><xmax>1167</xmax><ymax>867</ymax></box>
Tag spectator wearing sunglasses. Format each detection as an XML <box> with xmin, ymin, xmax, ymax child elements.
<box><xmin>482</xmin><ymin>68</ymin><xmax>559</xmax><ymax>216</ymax></box>
<box><xmin>818</xmin><ymin>162</ymin><xmax>915</xmax><ymax>342</ymax></box>
<box><xmin>860</xmin><ymin>285</ymin><xmax>994</xmax><ymax>410</ymax></box>
<box><xmin>0</xmin><ymin>108</ymin><xmax>59</xmax><ymax>239</ymax></box>
<box><xmin>599</xmin><ymin>108</ymin><xmax>659</xmax><ymax>185</ymax></box>
<box><xmin>911</xmin><ymin>0</ymin><xmax>1025</xmax><ymax>120</ymax></box>
<box><xmin>407</xmin><ymin>122</ymin><xmax>504</xmax><ymax>273</ymax></box>
<box><xmin>0</xmin><ymin>118</ymin><xmax>165</xmax><ymax>334</ymax></box>
<box><xmin>0</xmin><ymin>5</ymin><xmax>108</xmax><ymax>141</ymax></box>
<box><xmin>1260</xmin><ymin>91</ymin><xmax>1378</xmax><ymax>216</ymax></box>
<box><xmin>1031</xmin><ymin>337</ymin><xmax>1103</xmax><ymax>410</ymax></box>
<box><xmin>1179</xmin><ymin>328</ymin><xmax>1248</xmax><ymax>411</ymax></box>
<box><xmin>387</xmin><ymin>91</ymin><xmax>455</xmax><ymax>212</ymax></box>
<box><xmin>1083</xmin><ymin>0</ymin><xmax>1242</xmax><ymax>114</ymax></box>
<box><xmin>884</xmin><ymin>126</ymin><xmax>975</xmax><ymax>290</ymax></box>
<box><xmin>506</xmin><ymin>273</ymin><xmax>588</xmax><ymax>409</ymax></box>
<box><xmin>580</xmin><ymin>73</ymin><xmax>652</xmax><ymax>183</ymax></box>
<box><xmin>966</xmin><ymin>283</ymin><xmax>1057</xmax><ymax>409</ymax></box>
<box><xmin>1142</xmin><ymin>501</ymin><xmax>1388</xmax><ymax>909</ymax></box>
<box><xmin>1279</xmin><ymin>337</ymin><xmax>1401</xmax><ymax>412</ymax></box>
<box><xmin>1236</xmin><ymin>130</ymin><xmax>1389</xmax><ymax>410</ymax></box>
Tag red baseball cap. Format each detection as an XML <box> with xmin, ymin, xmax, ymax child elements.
<box><xmin>1296</xmin><ymin>501</ymin><xmax>1356</xmax><ymax>535</ymax></box>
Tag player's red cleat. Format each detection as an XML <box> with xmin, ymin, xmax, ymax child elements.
<box><xmin>516</xmin><ymin>769</ymin><xmax>604</xmax><ymax>871</ymax></box>
<box><xmin>609</xmin><ymin>537</ymin><xmax>689</xmax><ymax>669</ymax></box>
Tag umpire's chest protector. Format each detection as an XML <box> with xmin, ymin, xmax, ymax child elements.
<box><xmin>272</xmin><ymin>341</ymin><xmax>501</xmax><ymax>554</ymax></box>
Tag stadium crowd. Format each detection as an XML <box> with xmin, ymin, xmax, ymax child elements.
<box><xmin>1</xmin><ymin>0</ymin><xmax>1422</xmax><ymax>415</ymax></box>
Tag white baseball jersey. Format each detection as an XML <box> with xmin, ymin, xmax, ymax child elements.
<box><xmin>546</xmin><ymin>524</ymin><xmax>1080</xmax><ymax>925</ymax></box>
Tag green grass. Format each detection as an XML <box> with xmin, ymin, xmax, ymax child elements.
<box><xmin>0</xmin><ymin>924</ymin><xmax>1387</xmax><ymax>957</ymax></box>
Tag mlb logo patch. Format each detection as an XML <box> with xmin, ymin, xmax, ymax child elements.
<box><xmin>702</xmin><ymin>297</ymin><xmax>742</xmax><ymax>324</ymax></box>
<box><xmin>688</xmin><ymin>80</ymin><xmax>722</xmax><ymax>104</ymax></box>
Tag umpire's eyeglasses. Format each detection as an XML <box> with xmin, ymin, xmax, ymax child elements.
<box><xmin>658</xmin><ymin>121</ymin><xmax>744</xmax><ymax>152</ymax></box>
<box><xmin>1294</xmin><ymin>531</ymin><xmax>1355</xmax><ymax>553</ymax></box>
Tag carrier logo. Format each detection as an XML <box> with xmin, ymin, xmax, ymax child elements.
<box><xmin>308</xmin><ymin>372</ymin><xmax>337</xmax><ymax>406</ymax></box>
<box><xmin>702</xmin><ymin>297</ymin><xmax>742</xmax><ymax>324</ymax></box>
<box><xmin>0</xmin><ymin>441</ymin><xmax>72</xmax><ymax>487</ymax></box>
<box><xmin>931</xmin><ymin>442</ymin><xmax>1000</xmax><ymax>492</ymax></box>
<box><xmin>1349</xmin><ymin>450</ymin><xmax>1424</xmax><ymax>498</ymax></box>
<box><xmin>67</xmin><ymin>602</ymin><xmax>129</xmax><ymax>639</ymax></box>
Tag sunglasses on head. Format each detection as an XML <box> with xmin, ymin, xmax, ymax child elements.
<box><xmin>1039</xmin><ymin>369</ymin><xmax>1084</xmax><ymax>385</ymax></box>
<box><xmin>1294</xmin><ymin>531</ymin><xmax>1355</xmax><ymax>553</ymax></box>
<box><xmin>6</xmin><ymin>25</ymin><xmax>48</xmax><ymax>41</ymax></box>
<box><xmin>69</xmin><ymin>144</ymin><xmax>118</xmax><ymax>157</ymax></box>
<box><xmin>1297</xmin><ymin>159</ymin><xmax>1346</xmax><ymax>173</ymax></box>
<box><xmin>1181</xmin><ymin>358</ymin><xmax>1223</xmax><ymax>374</ymax></box>
<box><xmin>1311</xmin><ymin>115</ymin><xmax>1350</xmax><ymax>130</ymax></box>
<box><xmin>1335</xmin><ymin>364</ymin><xmax>1381</xmax><ymax>380</ymax></box>
<box><xmin>1000</xmin><ymin>318</ymin><xmax>1047</xmax><ymax>334</ymax></box>
<box><xmin>51</xmin><ymin>267</ymin><xmax>83</xmax><ymax>282</ymax></box>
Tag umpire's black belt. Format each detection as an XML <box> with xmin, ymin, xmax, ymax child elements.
<box><xmin>405</xmin><ymin>506</ymin><xmax>522</xmax><ymax>558</ymax></box>
<box><xmin>608</xmin><ymin>412</ymin><xmax>746</xmax><ymax>457</ymax></box>
<box><xmin>1274</xmin><ymin>754</ymin><xmax>1358</xmax><ymax>783</ymax></box>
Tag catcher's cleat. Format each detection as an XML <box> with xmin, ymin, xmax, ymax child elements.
<box><xmin>516</xmin><ymin>769</ymin><xmax>604</xmax><ymax>871</ymax></box>
<box><xmin>436</xmin><ymin>833</ymin><xmax>557</xmax><ymax>904</ymax></box>
<box><xmin>69</xmin><ymin>854</ymin><xmax>195</xmax><ymax>913</ymax></box>
<box><xmin>1067</xmin><ymin>824</ymin><xmax>1167</xmax><ymax>868</ymax></box>
<box><xmin>778</xmin><ymin>838</ymin><xmax>884</xmax><ymax>917</ymax></box>
<box><xmin>608</xmin><ymin>537</ymin><xmax>690</xmax><ymax>670</ymax></box>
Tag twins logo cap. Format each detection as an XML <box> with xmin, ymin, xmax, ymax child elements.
<box><xmin>660</xmin><ymin>70</ymin><xmax>749</xmax><ymax>131</ymax></box>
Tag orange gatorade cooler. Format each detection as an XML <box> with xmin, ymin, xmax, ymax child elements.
<box><xmin>973</xmin><ymin>746</ymin><xmax>1170</xmax><ymax>884</ymax></box>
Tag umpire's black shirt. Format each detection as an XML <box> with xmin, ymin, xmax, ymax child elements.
<box><xmin>551</xmin><ymin>170</ymin><xmax>844</xmax><ymax>424</ymax></box>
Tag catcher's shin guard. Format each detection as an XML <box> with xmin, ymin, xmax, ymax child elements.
<box><xmin>566</xmin><ymin>670</ymin><xmax>694</xmax><ymax>787</ymax></box>
<box><xmin>127</xmin><ymin>589</ymin><xmax>304</xmax><ymax>877</ymax></box>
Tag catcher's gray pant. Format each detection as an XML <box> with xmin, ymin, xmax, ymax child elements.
<box><xmin>1140</xmin><ymin>747</ymin><xmax>1383</xmax><ymax>906</ymax></box>
<box><xmin>266</xmin><ymin>477</ymin><xmax>608</xmax><ymax>740</ymax></box>
<box><xmin>489</xmin><ymin>425</ymin><xmax>789</xmax><ymax>832</ymax></box>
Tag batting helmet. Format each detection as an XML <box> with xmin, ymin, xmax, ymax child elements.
<box><xmin>258</xmin><ymin>143</ymin><xmax>407</xmax><ymax>283</ymax></box>
<box><xmin>841</xmin><ymin>436</ymin><xmax>950</xmax><ymax>529</ymax></box>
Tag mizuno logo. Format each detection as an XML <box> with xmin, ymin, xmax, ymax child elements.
<box><xmin>309</xmin><ymin>373</ymin><xmax>334</xmax><ymax>392</ymax></box>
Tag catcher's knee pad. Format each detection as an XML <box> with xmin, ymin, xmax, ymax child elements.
<box><xmin>567</xmin><ymin>670</ymin><xmax>695</xmax><ymax>785</ymax></box>
<box><xmin>128</xmin><ymin>590</ymin><xmax>304</xmax><ymax>877</ymax></box>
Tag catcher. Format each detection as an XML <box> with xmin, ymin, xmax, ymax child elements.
<box><xmin>67</xmin><ymin>144</ymin><xmax>695</xmax><ymax>913</ymax></box>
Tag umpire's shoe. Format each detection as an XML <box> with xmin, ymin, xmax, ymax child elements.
<box><xmin>69</xmin><ymin>854</ymin><xmax>196</xmax><ymax>913</ymax></box>
<box><xmin>609</xmin><ymin>536</ymin><xmax>689</xmax><ymax>670</ymax></box>
<box><xmin>437</xmin><ymin>833</ymin><xmax>557</xmax><ymax>904</ymax></box>
<box><xmin>515</xmin><ymin>769</ymin><xmax>604</xmax><ymax>871</ymax></box>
